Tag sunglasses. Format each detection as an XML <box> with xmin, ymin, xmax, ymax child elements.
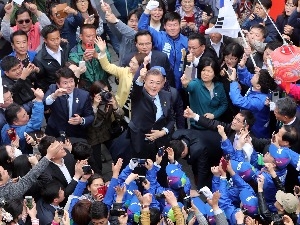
<box><xmin>17</xmin><ymin>19</ymin><xmax>31</xmax><ymax>24</ymax></box>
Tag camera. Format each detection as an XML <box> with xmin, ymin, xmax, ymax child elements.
<box><xmin>110</xmin><ymin>209</ymin><xmax>126</xmax><ymax>217</ymax></box>
<box><xmin>57</xmin><ymin>207</ymin><xmax>64</xmax><ymax>218</ymax></box>
<box><xmin>82</xmin><ymin>165</ymin><xmax>92</xmax><ymax>175</ymax></box>
<box><xmin>100</xmin><ymin>90</ymin><xmax>112</xmax><ymax>103</ymax></box>
<box><xmin>155</xmin><ymin>193</ymin><xmax>165</xmax><ymax>199</ymax></box>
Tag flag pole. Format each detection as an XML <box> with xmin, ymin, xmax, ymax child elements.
<box><xmin>240</xmin><ymin>30</ymin><xmax>257</xmax><ymax>67</ymax></box>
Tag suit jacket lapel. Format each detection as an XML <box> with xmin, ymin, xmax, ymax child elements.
<box><xmin>158</xmin><ymin>92</ymin><xmax>168</xmax><ymax>117</ymax></box>
<box><xmin>50</xmin><ymin>162</ymin><xmax>68</xmax><ymax>185</ymax></box>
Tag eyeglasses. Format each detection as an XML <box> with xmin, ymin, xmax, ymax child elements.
<box><xmin>17</xmin><ymin>19</ymin><xmax>31</xmax><ymax>24</ymax></box>
<box><xmin>225</xmin><ymin>55</ymin><xmax>238</xmax><ymax>62</ymax></box>
<box><xmin>188</xmin><ymin>46</ymin><xmax>201</xmax><ymax>50</ymax></box>
<box><xmin>233</xmin><ymin>116</ymin><xmax>243</xmax><ymax>123</ymax></box>
<box><xmin>137</xmin><ymin>42</ymin><xmax>152</xmax><ymax>46</ymax></box>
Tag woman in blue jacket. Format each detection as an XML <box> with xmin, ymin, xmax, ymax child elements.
<box><xmin>181</xmin><ymin>57</ymin><xmax>228</xmax><ymax>130</ymax></box>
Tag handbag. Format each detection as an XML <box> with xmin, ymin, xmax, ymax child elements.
<box><xmin>109</xmin><ymin>119</ymin><xmax>128</xmax><ymax>139</ymax></box>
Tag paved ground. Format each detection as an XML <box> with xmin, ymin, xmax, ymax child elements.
<box><xmin>101</xmin><ymin>44</ymin><xmax>197</xmax><ymax>190</ymax></box>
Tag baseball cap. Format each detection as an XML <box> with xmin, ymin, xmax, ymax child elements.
<box><xmin>275</xmin><ymin>190</ymin><xmax>299</xmax><ymax>214</ymax></box>
<box><xmin>239</xmin><ymin>190</ymin><xmax>258</xmax><ymax>216</ymax></box>
<box><xmin>166</xmin><ymin>164</ymin><xmax>187</xmax><ymax>189</ymax></box>
<box><xmin>151</xmin><ymin>66</ymin><xmax>166</xmax><ymax>76</ymax></box>
<box><xmin>268</xmin><ymin>144</ymin><xmax>291</xmax><ymax>169</ymax></box>
<box><xmin>230</xmin><ymin>160</ymin><xmax>256</xmax><ymax>181</ymax></box>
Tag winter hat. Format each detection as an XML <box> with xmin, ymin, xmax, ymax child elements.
<box><xmin>275</xmin><ymin>190</ymin><xmax>299</xmax><ymax>214</ymax></box>
<box><xmin>239</xmin><ymin>189</ymin><xmax>258</xmax><ymax>216</ymax></box>
<box><xmin>162</xmin><ymin>202</ymin><xmax>184</xmax><ymax>222</ymax></box>
<box><xmin>268</xmin><ymin>144</ymin><xmax>291</xmax><ymax>169</ymax></box>
<box><xmin>230</xmin><ymin>160</ymin><xmax>256</xmax><ymax>181</ymax></box>
<box><xmin>151</xmin><ymin>66</ymin><xmax>166</xmax><ymax>76</ymax></box>
<box><xmin>166</xmin><ymin>164</ymin><xmax>187</xmax><ymax>189</ymax></box>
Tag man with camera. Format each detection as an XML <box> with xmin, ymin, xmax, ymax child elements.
<box><xmin>44</xmin><ymin>66</ymin><xmax>94</xmax><ymax>140</ymax></box>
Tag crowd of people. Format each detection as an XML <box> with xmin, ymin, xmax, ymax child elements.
<box><xmin>0</xmin><ymin>0</ymin><xmax>300</xmax><ymax>224</ymax></box>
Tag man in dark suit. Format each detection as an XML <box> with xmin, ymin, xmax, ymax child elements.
<box><xmin>182</xmin><ymin>107</ymin><xmax>256</xmax><ymax>188</ymax></box>
<box><xmin>122</xmin><ymin>30</ymin><xmax>175</xmax><ymax>87</ymax></box>
<box><xmin>38</xmin><ymin>136</ymin><xmax>84</xmax><ymax>206</ymax></box>
<box><xmin>252</xmin><ymin>97</ymin><xmax>300</xmax><ymax>192</ymax></box>
<box><xmin>44</xmin><ymin>66</ymin><xmax>94</xmax><ymax>139</ymax></box>
<box><xmin>129</xmin><ymin>67</ymin><xmax>175</xmax><ymax>160</ymax></box>
<box><xmin>129</xmin><ymin>67</ymin><xmax>175</xmax><ymax>187</ymax></box>
<box><xmin>33</xmin><ymin>24</ymin><xmax>70</xmax><ymax>92</ymax></box>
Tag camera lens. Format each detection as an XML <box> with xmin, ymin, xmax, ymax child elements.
<box><xmin>100</xmin><ymin>90</ymin><xmax>112</xmax><ymax>103</ymax></box>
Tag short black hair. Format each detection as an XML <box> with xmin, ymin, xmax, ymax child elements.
<box><xmin>72</xmin><ymin>142</ymin><xmax>92</xmax><ymax>160</ymax></box>
<box><xmin>250</xmin><ymin>24</ymin><xmax>268</xmax><ymax>38</ymax></box>
<box><xmin>188</xmin><ymin>33</ymin><xmax>206</xmax><ymax>46</ymax></box>
<box><xmin>41</xmin><ymin>24</ymin><xmax>60</xmax><ymax>39</ymax></box>
<box><xmin>38</xmin><ymin>136</ymin><xmax>56</xmax><ymax>157</ymax></box>
<box><xmin>134</xmin><ymin>30</ymin><xmax>153</xmax><ymax>43</ymax></box>
<box><xmin>223</xmin><ymin>42</ymin><xmax>244</xmax><ymax>60</ymax></box>
<box><xmin>56</xmin><ymin>66</ymin><xmax>77</xmax><ymax>83</ymax></box>
<box><xmin>257</xmin><ymin>69</ymin><xmax>277</xmax><ymax>93</ymax></box>
<box><xmin>163</xmin><ymin>12</ymin><xmax>181</xmax><ymax>25</ymax></box>
<box><xmin>265</xmin><ymin>41</ymin><xmax>282</xmax><ymax>51</ymax></box>
<box><xmin>197</xmin><ymin>57</ymin><xmax>220</xmax><ymax>81</ymax></box>
<box><xmin>3</xmin><ymin>199</ymin><xmax>23</xmax><ymax>221</ymax></box>
<box><xmin>41</xmin><ymin>180</ymin><xmax>62</xmax><ymax>204</ymax></box>
<box><xmin>282</xmin><ymin>125</ymin><xmax>298</xmax><ymax>147</ymax></box>
<box><xmin>169</xmin><ymin>140</ymin><xmax>185</xmax><ymax>160</ymax></box>
<box><xmin>0</xmin><ymin>56</ymin><xmax>20</xmax><ymax>72</ymax></box>
<box><xmin>127</xmin><ymin>7</ymin><xmax>143</xmax><ymax>21</ymax></box>
<box><xmin>10</xmin><ymin>30</ymin><xmax>28</xmax><ymax>43</ymax></box>
<box><xmin>15</xmin><ymin>7</ymin><xmax>31</xmax><ymax>20</ymax></box>
<box><xmin>150</xmin><ymin>208</ymin><xmax>160</xmax><ymax>225</ymax></box>
<box><xmin>254</xmin><ymin>0</ymin><xmax>272</xmax><ymax>10</ymax></box>
<box><xmin>5</xmin><ymin>103</ymin><xmax>22</xmax><ymax>125</ymax></box>
<box><xmin>90</xmin><ymin>201</ymin><xmax>108</xmax><ymax>219</ymax></box>
<box><xmin>80</xmin><ymin>24</ymin><xmax>96</xmax><ymax>34</ymax></box>
<box><xmin>3</xmin><ymin>86</ymin><xmax>10</xmax><ymax>95</ymax></box>
<box><xmin>87</xmin><ymin>173</ymin><xmax>105</xmax><ymax>187</ymax></box>
<box><xmin>239</xmin><ymin>110</ymin><xmax>256</xmax><ymax>129</ymax></box>
<box><xmin>275</xmin><ymin>97</ymin><xmax>297</xmax><ymax>118</ymax></box>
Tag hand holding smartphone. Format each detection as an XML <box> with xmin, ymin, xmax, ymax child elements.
<box><xmin>184</xmin><ymin>64</ymin><xmax>193</xmax><ymax>80</ymax></box>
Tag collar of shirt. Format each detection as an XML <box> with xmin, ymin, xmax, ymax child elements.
<box><xmin>50</xmin><ymin>204</ymin><xmax>60</xmax><ymax>210</ymax></box>
<box><xmin>285</xmin><ymin>117</ymin><xmax>296</xmax><ymax>125</ymax></box>
<box><xmin>52</xmin><ymin>158</ymin><xmax>65</xmax><ymax>167</ymax></box>
<box><xmin>45</xmin><ymin>45</ymin><xmax>63</xmax><ymax>55</ymax></box>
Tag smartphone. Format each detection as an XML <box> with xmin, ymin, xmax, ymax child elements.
<box><xmin>7</xmin><ymin>128</ymin><xmax>16</xmax><ymax>141</ymax></box>
<box><xmin>82</xmin><ymin>165</ymin><xmax>92</xmax><ymax>175</ymax></box>
<box><xmin>271</xmin><ymin>131</ymin><xmax>276</xmax><ymax>143</ymax></box>
<box><xmin>271</xmin><ymin>91</ymin><xmax>280</xmax><ymax>102</ymax></box>
<box><xmin>198</xmin><ymin>191</ymin><xmax>207</xmax><ymax>203</ymax></box>
<box><xmin>57</xmin><ymin>207</ymin><xmax>64</xmax><ymax>218</ymax></box>
<box><xmin>25</xmin><ymin>196</ymin><xmax>33</xmax><ymax>209</ymax></box>
<box><xmin>88</xmin><ymin>14</ymin><xmax>94</xmax><ymax>21</ymax></box>
<box><xmin>132</xmin><ymin>158</ymin><xmax>147</xmax><ymax>166</ymax></box>
<box><xmin>183</xmin><ymin>196</ymin><xmax>192</xmax><ymax>210</ymax></box>
<box><xmin>158</xmin><ymin>146</ymin><xmax>165</xmax><ymax>157</ymax></box>
<box><xmin>110</xmin><ymin>209</ymin><xmax>126</xmax><ymax>217</ymax></box>
<box><xmin>98</xmin><ymin>185</ymin><xmax>107</xmax><ymax>197</ymax></box>
<box><xmin>79</xmin><ymin>61</ymin><xmax>86</xmax><ymax>68</ymax></box>
<box><xmin>138</xmin><ymin>175</ymin><xmax>146</xmax><ymax>183</ymax></box>
<box><xmin>184</xmin><ymin>64</ymin><xmax>193</xmax><ymax>80</ymax></box>
<box><xmin>221</xmin><ymin>157</ymin><xmax>228</xmax><ymax>171</ymax></box>
<box><xmin>204</xmin><ymin>4</ymin><xmax>213</xmax><ymax>15</ymax></box>
<box><xmin>243</xmin><ymin>120</ymin><xmax>248</xmax><ymax>129</ymax></box>
<box><xmin>59</xmin><ymin>131</ymin><xmax>66</xmax><ymax>143</ymax></box>
<box><xmin>227</xmin><ymin>68</ymin><xmax>233</xmax><ymax>76</ymax></box>
<box><xmin>155</xmin><ymin>193</ymin><xmax>165</xmax><ymax>199</ymax></box>
<box><xmin>183</xmin><ymin>14</ymin><xmax>195</xmax><ymax>23</ymax></box>
<box><xmin>86</xmin><ymin>42</ymin><xmax>94</xmax><ymax>50</ymax></box>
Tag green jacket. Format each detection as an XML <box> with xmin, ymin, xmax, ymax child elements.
<box><xmin>69</xmin><ymin>42</ymin><xmax>111</xmax><ymax>89</ymax></box>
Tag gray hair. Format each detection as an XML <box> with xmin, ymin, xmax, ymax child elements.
<box><xmin>276</xmin><ymin>97</ymin><xmax>297</xmax><ymax>118</ymax></box>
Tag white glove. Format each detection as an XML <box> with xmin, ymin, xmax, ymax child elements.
<box><xmin>199</xmin><ymin>186</ymin><xmax>213</xmax><ymax>199</ymax></box>
<box><xmin>129</xmin><ymin>159</ymin><xmax>139</xmax><ymax>170</ymax></box>
<box><xmin>146</xmin><ymin>0</ymin><xmax>159</xmax><ymax>10</ymax></box>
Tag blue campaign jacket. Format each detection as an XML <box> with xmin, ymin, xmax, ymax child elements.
<box><xmin>1</xmin><ymin>101</ymin><xmax>44</xmax><ymax>151</ymax></box>
<box><xmin>138</xmin><ymin>13</ymin><xmax>188</xmax><ymax>89</ymax></box>
<box><xmin>221</xmin><ymin>139</ymin><xmax>246</xmax><ymax>162</ymax></box>
<box><xmin>230</xmin><ymin>67</ymin><xmax>270</xmax><ymax>138</ymax></box>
